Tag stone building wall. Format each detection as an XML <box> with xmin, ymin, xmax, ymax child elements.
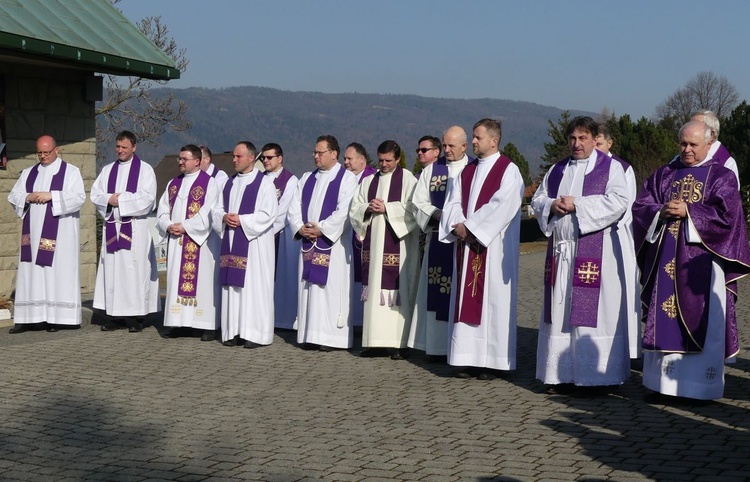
<box><xmin>0</xmin><ymin>65</ymin><xmax>98</xmax><ymax>298</ymax></box>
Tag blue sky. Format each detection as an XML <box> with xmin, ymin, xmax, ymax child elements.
<box><xmin>118</xmin><ymin>0</ymin><xmax>750</xmax><ymax>120</ymax></box>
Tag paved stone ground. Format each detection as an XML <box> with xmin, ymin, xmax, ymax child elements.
<box><xmin>1</xmin><ymin>249</ymin><xmax>750</xmax><ymax>481</ymax></box>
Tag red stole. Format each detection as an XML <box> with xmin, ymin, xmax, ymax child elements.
<box><xmin>454</xmin><ymin>155</ymin><xmax>511</xmax><ymax>325</ymax></box>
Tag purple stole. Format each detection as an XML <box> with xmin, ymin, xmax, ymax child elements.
<box><xmin>20</xmin><ymin>160</ymin><xmax>67</xmax><ymax>267</ymax></box>
<box><xmin>425</xmin><ymin>159</ymin><xmax>453</xmax><ymax>321</ymax></box>
<box><xmin>362</xmin><ymin>166</ymin><xmax>404</xmax><ymax>305</ymax></box>
<box><xmin>105</xmin><ymin>156</ymin><xmax>142</xmax><ymax>253</ymax></box>
<box><xmin>543</xmin><ymin>151</ymin><xmax>612</xmax><ymax>327</ymax></box>
<box><xmin>268</xmin><ymin>168</ymin><xmax>295</xmax><ymax>270</ymax></box>
<box><xmin>219</xmin><ymin>172</ymin><xmax>264</xmax><ymax>287</ymax></box>
<box><xmin>208</xmin><ymin>165</ymin><xmax>220</xmax><ymax>178</ymax></box>
<box><xmin>714</xmin><ymin>143</ymin><xmax>731</xmax><ymax>166</ymax></box>
<box><xmin>300</xmin><ymin>167</ymin><xmax>346</xmax><ymax>286</ymax></box>
<box><xmin>167</xmin><ymin>171</ymin><xmax>211</xmax><ymax>306</ymax></box>
<box><xmin>454</xmin><ymin>155</ymin><xmax>511</xmax><ymax>325</ymax></box>
<box><xmin>352</xmin><ymin>166</ymin><xmax>377</xmax><ymax>283</ymax></box>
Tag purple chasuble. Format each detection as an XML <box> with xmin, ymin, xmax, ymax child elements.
<box><xmin>633</xmin><ymin>160</ymin><xmax>750</xmax><ymax>357</ymax></box>
<box><xmin>300</xmin><ymin>167</ymin><xmax>346</xmax><ymax>286</ymax></box>
<box><xmin>167</xmin><ymin>170</ymin><xmax>211</xmax><ymax>305</ymax></box>
<box><xmin>713</xmin><ymin>143</ymin><xmax>731</xmax><ymax>166</ymax></box>
<box><xmin>425</xmin><ymin>158</ymin><xmax>453</xmax><ymax>321</ymax></box>
<box><xmin>543</xmin><ymin>151</ymin><xmax>611</xmax><ymax>327</ymax></box>
<box><xmin>219</xmin><ymin>173</ymin><xmax>264</xmax><ymax>287</ymax></box>
<box><xmin>361</xmin><ymin>166</ymin><xmax>404</xmax><ymax>304</ymax></box>
<box><xmin>105</xmin><ymin>155</ymin><xmax>142</xmax><ymax>253</ymax></box>
<box><xmin>352</xmin><ymin>165</ymin><xmax>377</xmax><ymax>283</ymax></box>
<box><xmin>20</xmin><ymin>160</ymin><xmax>67</xmax><ymax>267</ymax></box>
<box><xmin>454</xmin><ymin>155</ymin><xmax>511</xmax><ymax>325</ymax></box>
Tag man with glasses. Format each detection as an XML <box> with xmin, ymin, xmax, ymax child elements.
<box><xmin>350</xmin><ymin>140</ymin><xmax>420</xmax><ymax>360</ymax></box>
<box><xmin>260</xmin><ymin>143</ymin><xmax>299</xmax><ymax>331</ymax></box>
<box><xmin>156</xmin><ymin>144</ymin><xmax>221</xmax><ymax>342</ymax></box>
<box><xmin>7</xmin><ymin>135</ymin><xmax>85</xmax><ymax>333</ymax></box>
<box><xmin>409</xmin><ymin>126</ymin><xmax>472</xmax><ymax>361</ymax></box>
<box><xmin>91</xmin><ymin>130</ymin><xmax>160</xmax><ymax>333</ymax></box>
<box><xmin>199</xmin><ymin>145</ymin><xmax>228</xmax><ymax>189</ymax></box>
<box><xmin>415</xmin><ymin>135</ymin><xmax>442</xmax><ymax>169</ymax></box>
<box><xmin>344</xmin><ymin>142</ymin><xmax>376</xmax><ymax>328</ymax></box>
<box><xmin>214</xmin><ymin>141</ymin><xmax>278</xmax><ymax>348</ymax></box>
<box><xmin>288</xmin><ymin>135</ymin><xmax>357</xmax><ymax>350</ymax></box>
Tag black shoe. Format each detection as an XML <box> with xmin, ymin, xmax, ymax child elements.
<box><xmin>101</xmin><ymin>319</ymin><xmax>124</xmax><ymax>331</ymax></box>
<box><xmin>389</xmin><ymin>348</ymin><xmax>407</xmax><ymax>360</ymax></box>
<box><xmin>128</xmin><ymin>324</ymin><xmax>143</xmax><ymax>333</ymax></box>
<box><xmin>319</xmin><ymin>345</ymin><xmax>336</xmax><ymax>352</ymax></box>
<box><xmin>45</xmin><ymin>323</ymin><xmax>59</xmax><ymax>333</ymax></box>
<box><xmin>222</xmin><ymin>336</ymin><xmax>239</xmax><ymax>347</ymax></box>
<box><xmin>477</xmin><ymin>370</ymin><xmax>501</xmax><ymax>381</ymax></box>
<box><xmin>244</xmin><ymin>340</ymin><xmax>263</xmax><ymax>349</ymax></box>
<box><xmin>200</xmin><ymin>330</ymin><xmax>216</xmax><ymax>342</ymax></box>
<box><xmin>299</xmin><ymin>343</ymin><xmax>320</xmax><ymax>351</ymax></box>
<box><xmin>8</xmin><ymin>324</ymin><xmax>29</xmax><ymax>334</ymax></box>
<box><xmin>359</xmin><ymin>347</ymin><xmax>387</xmax><ymax>358</ymax></box>
<box><xmin>426</xmin><ymin>355</ymin><xmax>447</xmax><ymax>363</ymax></box>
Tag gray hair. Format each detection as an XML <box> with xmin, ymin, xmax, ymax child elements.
<box><xmin>679</xmin><ymin>120</ymin><xmax>712</xmax><ymax>144</ymax></box>
<box><xmin>690</xmin><ymin>109</ymin><xmax>720</xmax><ymax>137</ymax></box>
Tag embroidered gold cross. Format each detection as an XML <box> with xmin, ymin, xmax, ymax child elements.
<box><xmin>577</xmin><ymin>261</ymin><xmax>600</xmax><ymax>284</ymax></box>
<box><xmin>661</xmin><ymin>294</ymin><xmax>677</xmax><ymax>319</ymax></box>
<box><xmin>468</xmin><ymin>256</ymin><xmax>482</xmax><ymax>297</ymax></box>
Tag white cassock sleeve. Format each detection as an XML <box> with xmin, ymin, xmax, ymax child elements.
<box><xmin>317</xmin><ymin>171</ymin><xmax>357</xmax><ymax>243</ymax></box>
<box><xmin>383</xmin><ymin>173</ymin><xmax>418</xmax><ymax>240</ymax></box>
<box><xmin>349</xmin><ymin>176</ymin><xmax>374</xmax><ymax>241</ymax></box>
<box><xmin>238</xmin><ymin>177</ymin><xmax>278</xmax><ymax>240</ymax></box>
<box><xmin>273</xmin><ymin>176</ymin><xmax>298</xmax><ymax>235</ymax></box>
<box><xmin>573</xmin><ymin>161</ymin><xmax>629</xmax><ymax>235</ymax></box>
<box><xmin>412</xmin><ymin>163</ymin><xmax>438</xmax><ymax>233</ymax></box>
<box><xmin>438</xmin><ymin>170</ymin><xmax>465</xmax><ymax>244</ymax></box>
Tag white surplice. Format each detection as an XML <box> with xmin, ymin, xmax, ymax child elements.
<box><xmin>439</xmin><ymin>154</ymin><xmax>524</xmax><ymax>370</ymax></box>
<box><xmin>288</xmin><ymin>163</ymin><xmax>357</xmax><ymax>348</ymax></box>
<box><xmin>350</xmin><ymin>168</ymin><xmax>419</xmax><ymax>349</ymax></box>
<box><xmin>8</xmin><ymin>157</ymin><xmax>85</xmax><ymax>325</ymax></box>
<box><xmin>267</xmin><ymin>167</ymin><xmax>300</xmax><ymax>329</ymax></box>
<box><xmin>213</xmin><ymin>170</ymin><xmax>278</xmax><ymax>344</ymax></box>
<box><xmin>156</xmin><ymin>171</ymin><xmax>221</xmax><ymax>330</ymax></box>
<box><xmin>532</xmin><ymin>151</ymin><xmax>630</xmax><ymax>386</ymax></box>
<box><xmin>91</xmin><ymin>158</ymin><xmax>160</xmax><ymax>317</ymax></box>
<box><xmin>408</xmin><ymin>156</ymin><xmax>468</xmax><ymax>356</ymax></box>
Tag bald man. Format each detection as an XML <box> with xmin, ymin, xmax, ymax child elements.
<box><xmin>408</xmin><ymin>126</ymin><xmax>473</xmax><ymax>361</ymax></box>
<box><xmin>8</xmin><ymin>135</ymin><xmax>86</xmax><ymax>333</ymax></box>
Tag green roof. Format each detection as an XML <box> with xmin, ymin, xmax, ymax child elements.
<box><xmin>0</xmin><ymin>0</ymin><xmax>179</xmax><ymax>80</ymax></box>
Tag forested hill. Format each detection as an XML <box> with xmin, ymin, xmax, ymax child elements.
<box><xmin>123</xmin><ymin>86</ymin><xmax>593</xmax><ymax>176</ymax></box>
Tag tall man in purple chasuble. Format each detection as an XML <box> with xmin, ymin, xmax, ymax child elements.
<box><xmin>91</xmin><ymin>131</ymin><xmax>160</xmax><ymax>333</ymax></box>
<box><xmin>439</xmin><ymin>119</ymin><xmax>524</xmax><ymax>379</ymax></box>
<box><xmin>261</xmin><ymin>143</ymin><xmax>300</xmax><ymax>331</ymax></box>
<box><xmin>8</xmin><ymin>135</ymin><xmax>86</xmax><ymax>333</ymax></box>
<box><xmin>532</xmin><ymin>116</ymin><xmax>631</xmax><ymax>388</ymax></box>
<box><xmin>344</xmin><ymin>142</ymin><xmax>376</xmax><ymax>328</ymax></box>
<box><xmin>350</xmin><ymin>140</ymin><xmax>420</xmax><ymax>360</ymax></box>
<box><xmin>409</xmin><ymin>126</ymin><xmax>472</xmax><ymax>362</ymax></box>
<box><xmin>156</xmin><ymin>145</ymin><xmax>221</xmax><ymax>342</ymax></box>
<box><xmin>287</xmin><ymin>135</ymin><xmax>357</xmax><ymax>350</ymax></box>
<box><xmin>633</xmin><ymin>120</ymin><xmax>750</xmax><ymax>401</ymax></box>
<box><xmin>214</xmin><ymin>141</ymin><xmax>278</xmax><ymax>348</ymax></box>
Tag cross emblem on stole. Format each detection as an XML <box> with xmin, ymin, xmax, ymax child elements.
<box><xmin>576</xmin><ymin>261</ymin><xmax>600</xmax><ymax>284</ymax></box>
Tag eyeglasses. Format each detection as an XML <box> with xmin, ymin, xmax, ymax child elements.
<box><xmin>416</xmin><ymin>147</ymin><xmax>437</xmax><ymax>154</ymax></box>
<box><xmin>313</xmin><ymin>150</ymin><xmax>331</xmax><ymax>157</ymax></box>
<box><xmin>36</xmin><ymin>148</ymin><xmax>57</xmax><ymax>157</ymax></box>
<box><xmin>177</xmin><ymin>156</ymin><xmax>197</xmax><ymax>163</ymax></box>
<box><xmin>259</xmin><ymin>155</ymin><xmax>277</xmax><ymax>161</ymax></box>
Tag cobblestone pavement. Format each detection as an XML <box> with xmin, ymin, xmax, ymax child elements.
<box><xmin>1</xmin><ymin>249</ymin><xmax>750</xmax><ymax>481</ymax></box>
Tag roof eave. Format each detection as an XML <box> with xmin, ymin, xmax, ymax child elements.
<box><xmin>0</xmin><ymin>32</ymin><xmax>179</xmax><ymax>81</ymax></box>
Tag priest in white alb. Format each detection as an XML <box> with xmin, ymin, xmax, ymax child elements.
<box><xmin>409</xmin><ymin>126</ymin><xmax>471</xmax><ymax>361</ymax></box>
<box><xmin>8</xmin><ymin>135</ymin><xmax>85</xmax><ymax>333</ymax></box>
<box><xmin>213</xmin><ymin>141</ymin><xmax>278</xmax><ymax>348</ymax></box>
<box><xmin>157</xmin><ymin>144</ymin><xmax>221</xmax><ymax>342</ymax></box>
<box><xmin>288</xmin><ymin>135</ymin><xmax>357</xmax><ymax>350</ymax></box>
<box><xmin>260</xmin><ymin>142</ymin><xmax>300</xmax><ymax>331</ymax></box>
<box><xmin>532</xmin><ymin>116</ymin><xmax>630</xmax><ymax>388</ymax></box>
<box><xmin>350</xmin><ymin>140</ymin><xmax>419</xmax><ymax>360</ymax></box>
<box><xmin>439</xmin><ymin>119</ymin><xmax>524</xmax><ymax>379</ymax></box>
<box><xmin>90</xmin><ymin>130</ymin><xmax>160</xmax><ymax>333</ymax></box>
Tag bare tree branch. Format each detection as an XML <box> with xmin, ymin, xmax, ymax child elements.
<box><xmin>655</xmin><ymin>71</ymin><xmax>740</xmax><ymax>130</ymax></box>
